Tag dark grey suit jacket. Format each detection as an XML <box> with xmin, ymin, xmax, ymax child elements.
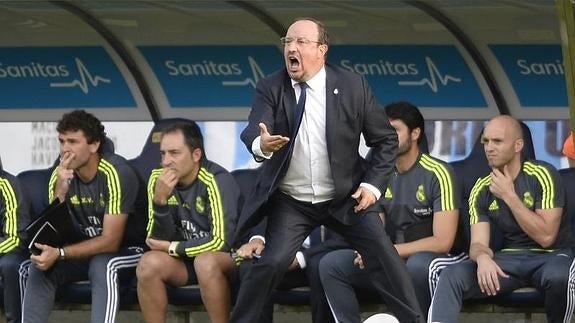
<box><xmin>237</xmin><ymin>63</ymin><xmax>397</xmax><ymax>234</ymax></box>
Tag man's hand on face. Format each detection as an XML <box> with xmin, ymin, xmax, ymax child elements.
<box><xmin>489</xmin><ymin>165</ymin><xmax>516</xmax><ymax>201</ymax></box>
<box><xmin>54</xmin><ymin>152</ymin><xmax>75</xmax><ymax>201</ymax></box>
<box><xmin>153</xmin><ymin>168</ymin><xmax>179</xmax><ymax>205</ymax></box>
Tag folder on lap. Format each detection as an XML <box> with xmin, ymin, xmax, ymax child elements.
<box><xmin>25</xmin><ymin>199</ymin><xmax>77</xmax><ymax>255</ymax></box>
<box><xmin>28</xmin><ymin>221</ymin><xmax>61</xmax><ymax>255</ymax></box>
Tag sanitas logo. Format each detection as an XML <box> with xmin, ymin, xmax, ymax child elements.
<box><xmin>340</xmin><ymin>56</ymin><xmax>461</xmax><ymax>93</ymax></box>
<box><xmin>0</xmin><ymin>61</ymin><xmax>69</xmax><ymax>78</ymax></box>
<box><xmin>164</xmin><ymin>56</ymin><xmax>266</xmax><ymax>89</ymax></box>
<box><xmin>398</xmin><ymin>57</ymin><xmax>461</xmax><ymax>93</ymax></box>
<box><xmin>0</xmin><ymin>57</ymin><xmax>112</xmax><ymax>95</ymax></box>
<box><xmin>222</xmin><ymin>57</ymin><xmax>266</xmax><ymax>88</ymax></box>
<box><xmin>50</xmin><ymin>58</ymin><xmax>111</xmax><ymax>94</ymax></box>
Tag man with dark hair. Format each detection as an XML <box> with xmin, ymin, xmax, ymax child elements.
<box><xmin>429</xmin><ymin>115</ymin><xmax>575</xmax><ymax>323</ymax></box>
<box><xmin>136</xmin><ymin>121</ymin><xmax>240</xmax><ymax>323</ymax></box>
<box><xmin>0</xmin><ymin>158</ymin><xmax>30</xmax><ymax>323</ymax></box>
<box><xmin>22</xmin><ymin>109</ymin><xmax>147</xmax><ymax>323</ymax></box>
<box><xmin>320</xmin><ymin>102</ymin><xmax>463</xmax><ymax>322</ymax></box>
<box><xmin>232</xmin><ymin>18</ymin><xmax>423</xmax><ymax>323</ymax></box>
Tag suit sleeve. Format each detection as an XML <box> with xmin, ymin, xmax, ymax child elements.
<box><xmin>240</xmin><ymin>79</ymin><xmax>276</xmax><ymax>160</ymax></box>
<box><xmin>359</xmin><ymin>76</ymin><xmax>398</xmax><ymax>190</ymax></box>
<box><xmin>176</xmin><ymin>170</ymin><xmax>240</xmax><ymax>257</ymax></box>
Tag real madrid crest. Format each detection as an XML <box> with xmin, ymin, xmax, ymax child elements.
<box><xmin>523</xmin><ymin>191</ymin><xmax>534</xmax><ymax>208</ymax></box>
<box><xmin>416</xmin><ymin>184</ymin><xmax>426</xmax><ymax>202</ymax></box>
<box><xmin>195</xmin><ymin>196</ymin><xmax>205</xmax><ymax>214</ymax></box>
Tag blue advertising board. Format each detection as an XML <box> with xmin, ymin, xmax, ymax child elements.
<box><xmin>0</xmin><ymin>47</ymin><xmax>135</xmax><ymax>109</ymax></box>
<box><xmin>139</xmin><ymin>46</ymin><xmax>283</xmax><ymax>107</ymax></box>
<box><xmin>490</xmin><ymin>44</ymin><xmax>567</xmax><ymax>107</ymax></box>
<box><xmin>329</xmin><ymin>45</ymin><xmax>486</xmax><ymax>107</ymax></box>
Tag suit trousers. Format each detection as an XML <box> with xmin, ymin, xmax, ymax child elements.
<box><xmin>258</xmin><ymin>246</ymin><xmax>335</xmax><ymax>323</ymax></box>
<box><xmin>231</xmin><ymin>192</ymin><xmax>424</xmax><ymax>323</ymax></box>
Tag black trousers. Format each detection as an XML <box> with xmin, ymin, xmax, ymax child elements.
<box><xmin>231</xmin><ymin>192</ymin><xmax>424</xmax><ymax>323</ymax></box>
<box><xmin>257</xmin><ymin>247</ymin><xmax>335</xmax><ymax>323</ymax></box>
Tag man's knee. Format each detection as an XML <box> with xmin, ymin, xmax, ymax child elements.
<box><xmin>137</xmin><ymin>251</ymin><xmax>168</xmax><ymax>282</ymax></box>
<box><xmin>194</xmin><ymin>252</ymin><xmax>227</xmax><ymax>278</ymax></box>
<box><xmin>541</xmin><ymin>265</ymin><xmax>570</xmax><ymax>288</ymax></box>
<box><xmin>318</xmin><ymin>250</ymin><xmax>353</xmax><ymax>282</ymax></box>
<box><xmin>407</xmin><ymin>252</ymin><xmax>439</xmax><ymax>277</ymax></box>
<box><xmin>437</xmin><ymin>262</ymin><xmax>475</xmax><ymax>288</ymax></box>
<box><xmin>0</xmin><ymin>254</ymin><xmax>21</xmax><ymax>276</ymax></box>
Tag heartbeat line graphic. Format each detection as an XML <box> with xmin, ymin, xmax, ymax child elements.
<box><xmin>398</xmin><ymin>56</ymin><xmax>461</xmax><ymax>93</ymax></box>
<box><xmin>222</xmin><ymin>56</ymin><xmax>266</xmax><ymax>88</ymax></box>
<box><xmin>50</xmin><ymin>58</ymin><xmax>111</xmax><ymax>94</ymax></box>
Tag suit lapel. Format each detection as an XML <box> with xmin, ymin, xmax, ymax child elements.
<box><xmin>325</xmin><ymin>66</ymin><xmax>339</xmax><ymax>155</ymax></box>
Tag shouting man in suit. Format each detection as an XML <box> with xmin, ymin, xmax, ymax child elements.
<box><xmin>231</xmin><ymin>17</ymin><xmax>423</xmax><ymax>323</ymax></box>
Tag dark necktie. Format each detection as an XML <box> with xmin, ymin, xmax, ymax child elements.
<box><xmin>268</xmin><ymin>82</ymin><xmax>308</xmax><ymax>195</ymax></box>
<box><xmin>292</xmin><ymin>82</ymin><xmax>308</xmax><ymax>136</ymax></box>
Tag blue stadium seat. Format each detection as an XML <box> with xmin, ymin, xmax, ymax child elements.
<box><xmin>17</xmin><ymin>167</ymin><xmax>53</xmax><ymax>220</ymax></box>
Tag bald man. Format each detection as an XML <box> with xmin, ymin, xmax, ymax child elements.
<box><xmin>428</xmin><ymin>116</ymin><xmax>575</xmax><ymax>323</ymax></box>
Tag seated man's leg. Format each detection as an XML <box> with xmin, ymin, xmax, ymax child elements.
<box><xmin>22</xmin><ymin>260</ymin><xmax>89</xmax><ymax>323</ymax></box>
<box><xmin>0</xmin><ymin>252</ymin><xmax>27</xmax><ymax>323</ymax></box>
<box><xmin>428</xmin><ymin>260</ymin><xmax>477</xmax><ymax>323</ymax></box>
<box><xmin>319</xmin><ymin>249</ymin><xmax>373</xmax><ymax>323</ymax></box>
<box><xmin>531</xmin><ymin>250</ymin><xmax>575</xmax><ymax>323</ymax></box>
<box><xmin>136</xmin><ymin>250</ymin><xmax>189</xmax><ymax>323</ymax></box>
<box><xmin>194</xmin><ymin>251</ymin><xmax>237</xmax><ymax>323</ymax></box>
<box><xmin>306</xmin><ymin>250</ymin><xmax>336</xmax><ymax>323</ymax></box>
<box><xmin>89</xmin><ymin>249</ymin><xmax>143</xmax><ymax>323</ymax></box>
<box><xmin>327</xmin><ymin>213</ymin><xmax>423</xmax><ymax>323</ymax></box>
<box><xmin>428</xmin><ymin>255</ymin><xmax>523</xmax><ymax>323</ymax></box>
<box><xmin>231</xmin><ymin>194</ymin><xmax>313</xmax><ymax>323</ymax></box>
<box><xmin>406</xmin><ymin>252</ymin><xmax>468</xmax><ymax>319</ymax></box>
<box><xmin>18</xmin><ymin>258</ymin><xmax>32</xmax><ymax>316</ymax></box>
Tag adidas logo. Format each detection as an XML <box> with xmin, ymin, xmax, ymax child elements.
<box><xmin>488</xmin><ymin>200</ymin><xmax>498</xmax><ymax>211</ymax></box>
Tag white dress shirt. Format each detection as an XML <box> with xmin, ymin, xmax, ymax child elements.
<box><xmin>251</xmin><ymin>66</ymin><xmax>381</xmax><ymax>203</ymax></box>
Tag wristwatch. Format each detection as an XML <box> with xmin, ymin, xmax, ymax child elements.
<box><xmin>168</xmin><ymin>242</ymin><xmax>180</xmax><ymax>257</ymax></box>
<box><xmin>59</xmin><ymin>248</ymin><xmax>66</xmax><ymax>261</ymax></box>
